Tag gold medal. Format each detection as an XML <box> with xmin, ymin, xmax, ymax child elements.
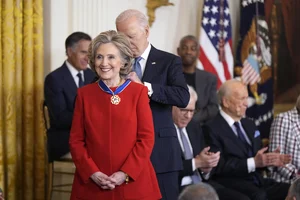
<box><xmin>111</xmin><ymin>95</ymin><xmax>121</xmax><ymax>105</ymax></box>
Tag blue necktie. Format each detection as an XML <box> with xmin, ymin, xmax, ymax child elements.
<box><xmin>234</xmin><ymin>122</ymin><xmax>253</xmax><ymax>157</ymax></box>
<box><xmin>134</xmin><ymin>57</ymin><xmax>143</xmax><ymax>80</ymax></box>
<box><xmin>179</xmin><ymin>128</ymin><xmax>202</xmax><ymax>184</ymax></box>
<box><xmin>77</xmin><ymin>73</ymin><xmax>84</xmax><ymax>88</ymax></box>
<box><xmin>234</xmin><ymin>122</ymin><xmax>261</xmax><ymax>185</ymax></box>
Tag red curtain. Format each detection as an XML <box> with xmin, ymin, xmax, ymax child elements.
<box><xmin>280</xmin><ymin>0</ymin><xmax>300</xmax><ymax>82</ymax></box>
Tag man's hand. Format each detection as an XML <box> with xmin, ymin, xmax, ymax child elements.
<box><xmin>90</xmin><ymin>171</ymin><xmax>115</xmax><ymax>190</ymax></box>
<box><xmin>195</xmin><ymin>147</ymin><xmax>220</xmax><ymax>172</ymax></box>
<box><xmin>109</xmin><ymin>171</ymin><xmax>127</xmax><ymax>186</ymax></box>
<box><xmin>127</xmin><ymin>72</ymin><xmax>143</xmax><ymax>84</ymax></box>
<box><xmin>254</xmin><ymin>146</ymin><xmax>292</xmax><ymax>168</ymax></box>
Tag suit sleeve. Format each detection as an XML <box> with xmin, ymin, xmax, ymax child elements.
<box><xmin>150</xmin><ymin>56</ymin><xmax>189</xmax><ymax>108</ymax></box>
<box><xmin>195</xmin><ymin>75</ymin><xmax>219</xmax><ymax>122</ymax></box>
<box><xmin>203</xmin><ymin>125</ymin><xmax>249</xmax><ymax>177</ymax></box>
<box><xmin>69</xmin><ymin>89</ymin><xmax>99</xmax><ymax>183</ymax></box>
<box><xmin>269</xmin><ymin>115</ymin><xmax>296</xmax><ymax>179</ymax></box>
<box><xmin>120</xmin><ymin>86</ymin><xmax>155</xmax><ymax>181</ymax></box>
<box><xmin>44</xmin><ymin>74</ymin><xmax>73</xmax><ymax>129</ymax></box>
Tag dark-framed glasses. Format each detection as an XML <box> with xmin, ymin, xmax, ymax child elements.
<box><xmin>179</xmin><ymin>108</ymin><xmax>197</xmax><ymax>115</ymax></box>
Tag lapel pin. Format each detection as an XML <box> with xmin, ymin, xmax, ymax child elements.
<box><xmin>152</xmin><ymin>62</ymin><xmax>156</xmax><ymax>65</ymax></box>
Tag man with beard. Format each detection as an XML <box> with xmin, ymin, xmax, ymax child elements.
<box><xmin>177</xmin><ymin>35</ymin><xmax>218</xmax><ymax>125</ymax></box>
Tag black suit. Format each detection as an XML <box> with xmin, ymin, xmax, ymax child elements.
<box><xmin>44</xmin><ymin>62</ymin><xmax>96</xmax><ymax>162</ymax></box>
<box><xmin>179</xmin><ymin>121</ymin><xmax>250</xmax><ymax>200</ymax></box>
<box><xmin>184</xmin><ymin>69</ymin><xmax>218</xmax><ymax>124</ymax></box>
<box><xmin>204</xmin><ymin>113</ymin><xmax>290</xmax><ymax>200</ymax></box>
<box><xmin>142</xmin><ymin>46</ymin><xmax>190</xmax><ymax>200</ymax></box>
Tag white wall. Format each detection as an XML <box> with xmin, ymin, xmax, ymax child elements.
<box><xmin>44</xmin><ymin>0</ymin><xmax>240</xmax><ymax>75</ymax></box>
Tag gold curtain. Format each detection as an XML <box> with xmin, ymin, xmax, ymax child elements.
<box><xmin>0</xmin><ymin>0</ymin><xmax>44</xmax><ymax>199</ymax></box>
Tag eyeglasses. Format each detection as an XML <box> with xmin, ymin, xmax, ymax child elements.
<box><xmin>179</xmin><ymin>108</ymin><xmax>197</xmax><ymax>115</ymax></box>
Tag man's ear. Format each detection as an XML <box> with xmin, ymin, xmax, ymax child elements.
<box><xmin>144</xmin><ymin>25</ymin><xmax>150</xmax><ymax>38</ymax></box>
<box><xmin>66</xmin><ymin>47</ymin><xmax>72</xmax><ymax>57</ymax></box>
<box><xmin>222</xmin><ymin>97</ymin><xmax>229</xmax><ymax>108</ymax></box>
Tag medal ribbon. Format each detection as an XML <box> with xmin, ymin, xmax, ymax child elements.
<box><xmin>98</xmin><ymin>79</ymin><xmax>131</xmax><ymax>96</ymax></box>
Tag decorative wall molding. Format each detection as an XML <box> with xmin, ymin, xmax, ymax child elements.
<box><xmin>146</xmin><ymin>0</ymin><xmax>174</xmax><ymax>27</ymax></box>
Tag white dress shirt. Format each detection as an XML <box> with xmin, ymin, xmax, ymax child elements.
<box><xmin>66</xmin><ymin>61</ymin><xmax>84</xmax><ymax>88</ymax></box>
<box><xmin>174</xmin><ymin>124</ymin><xmax>197</xmax><ymax>186</ymax></box>
<box><xmin>137</xmin><ymin>43</ymin><xmax>153</xmax><ymax>96</ymax></box>
<box><xmin>220</xmin><ymin>110</ymin><xmax>256</xmax><ymax>173</ymax></box>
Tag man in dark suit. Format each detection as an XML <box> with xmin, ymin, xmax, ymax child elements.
<box><xmin>44</xmin><ymin>32</ymin><xmax>96</xmax><ymax>162</ymax></box>
<box><xmin>204</xmin><ymin>79</ymin><xmax>291</xmax><ymax>200</ymax></box>
<box><xmin>173</xmin><ymin>85</ymin><xmax>250</xmax><ymax>200</ymax></box>
<box><xmin>116</xmin><ymin>9</ymin><xmax>190</xmax><ymax>200</ymax></box>
<box><xmin>177</xmin><ymin>35</ymin><xmax>218</xmax><ymax>125</ymax></box>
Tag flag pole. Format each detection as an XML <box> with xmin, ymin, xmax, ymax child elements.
<box><xmin>219</xmin><ymin>0</ymin><xmax>225</xmax><ymax>62</ymax></box>
<box><xmin>255</xmin><ymin>0</ymin><xmax>261</xmax><ymax>62</ymax></box>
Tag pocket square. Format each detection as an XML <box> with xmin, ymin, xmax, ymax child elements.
<box><xmin>254</xmin><ymin>130</ymin><xmax>260</xmax><ymax>138</ymax></box>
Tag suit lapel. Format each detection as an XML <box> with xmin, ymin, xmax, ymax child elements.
<box><xmin>83</xmin><ymin>69</ymin><xmax>95</xmax><ymax>85</ymax></box>
<box><xmin>241</xmin><ymin>119</ymin><xmax>259</xmax><ymax>153</ymax></box>
<box><xmin>142</xmin><ymin>45</ymin><xmax>157</xmax><ymax>83</ymax></box>
<box><xmin>195</xmin><ymin>69</ymin><xmax>203</xmax><ymax>97</ymax></box>
<box><xmin>61</xmin><ymin>64</ymin><xmax>78</xmax><ymax>95</ymax></box>
<box><xmin>195</xmin><ymin>70</ymin><xmax>202</xmax><ymax>108</ymax></box>
<box><xmin>186</xmin><ymin>122</ymin><xmax>202</xmax><ymax>157</ymax></box>
<box><xmin>217</xmin><ymin>114</ymin><xmax>249</xmax><ymax>156</ymax></box>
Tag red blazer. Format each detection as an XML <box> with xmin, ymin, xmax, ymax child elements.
<box><xmin>69</xmin><ymin>82</ymin><xmax>161</xmax><ymax>200</ymax></box>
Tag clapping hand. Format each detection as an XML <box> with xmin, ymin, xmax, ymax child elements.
<box><xmin>254</xmin><ymin>146</ymin><xmax>292</xmax><ymax>168</ymax></box>
<box><xmin>195</xmin><ymin>146</ymin><xmax>220</xmax><ymax>173</ymax></box>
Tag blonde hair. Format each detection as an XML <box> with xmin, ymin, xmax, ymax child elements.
<box><xmin>88</xmin><ymin>30</ymin><xmax>133</xmax><ymax>78</ymax></box>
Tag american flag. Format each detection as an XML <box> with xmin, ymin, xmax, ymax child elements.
<box><xmin>198</xmin><ymin>0</ymin><xmax>233</xmax><ymax>89</ymax></box>
<box><xmin>242</xmin><ymin>56</ymin><xmax>261</xmax><ymax>85</ymax></box>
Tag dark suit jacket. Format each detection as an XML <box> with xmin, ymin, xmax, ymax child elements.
<box><xmin>142</xmin><ymin>46</ymin><xmax>190</xmax><ymax>173</ymax></box>
<box><xmin>203</xmin><ymin>113</ymin><xmax>264</xmax><ymax>184</ymax></box>
<box><xmin>179</xmin><ymin>121</ymin><xmax>206</xmax><ymax>181</ymax></box>
<box><xmin>193</xmin><ymin>69</ymin><xmax>218</xmax><ymax>124</ymax></box>
<box><xmin>44</xmin><ymin>62</ymin><xmax>96</xmax><ymax>162</ymax></box>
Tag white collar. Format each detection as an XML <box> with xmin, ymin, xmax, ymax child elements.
<box><xmin>220</xmin><ymin>109</ymin><xmax>236</xmax><ymax>127</ymax></box>
<box><xmin>174</xmin><ymin>123</ymin><xmax>185</xmax><ymax>131</ymax></box>
<box><xmin>65</xmin><ymin>60</ymin><xmax>83</xmax><ymax>79</ymax></box>
<box><xmin>140</xmin><ymin>42</ymin><xmax>151</xmax><ymax>61</ymax></box>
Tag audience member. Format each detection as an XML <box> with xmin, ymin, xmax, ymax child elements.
<box><xmin>69</xmin><ymin>30</ymin><xmax>161</xmax><ymax>199</ymax></box>
<box><xmin>269</xmin><ymin>94</ymin><xmax>300</xmax><ymax>183</ymax></box>
<box><xmin>286</xmin><ymin>178</ymin><xmax>300</xmax><ymax>200</ymax></box>
<box><xmin>177</xmin><ymin>35</ymin><xmax>218</xmax><ymax>125</ymax></box>
<box><xmin>178</xmin><ymin>182</ymin><xmax>219</xmax><ymax>200</ymax></box>
<box><xmin>116</xmin><ymin>9</ymin><xmax>189</xmax><ymax>200</ymax></box>
<box><xmin>173</xmin><ymin>85</ymin><xmax>250</xmax><ymax>200</ymax></box>
<box><xmin>204</xmin><ymin>79</ymin><xmax>291</xmax><ymax>200</ymax></box>
<box><xmin>44</xmin><ymin>32</ymin><xmax>96</xmax><ymax>162</ymax></box>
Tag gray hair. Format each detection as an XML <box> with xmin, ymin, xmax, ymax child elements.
<box><xmin>218</xmin><ymin>79</ymin><xmax>243</xmax><ymax>107</ymax></box>
<box><xmin>288</xmin><ymin>178</ymin><xmax>300</xmax><ymax>199</ymax></box>
<box><xmin>116</xmin><ymin>9</ymin><xmax>149</xmax><ymax>29</ymax></box>
<box><xmin>187</xmin><ymin>85</ymin><xmax>198</xmax><ymax>104</ymax></box>
<box><xmin>88</xmin><ymin>30</ymin><xmax>133</xmax><ymax>78</ymax></box>
<box><xmin>178</xmin><ymin>183</ymin><xmax>219</xmax><ymax>200</ymax></box>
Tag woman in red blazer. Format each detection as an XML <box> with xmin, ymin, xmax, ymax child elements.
<box><xmin>69</xmin><ymin>30</ymin><xmax>161</xmax><ymax>200</ymax></box>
